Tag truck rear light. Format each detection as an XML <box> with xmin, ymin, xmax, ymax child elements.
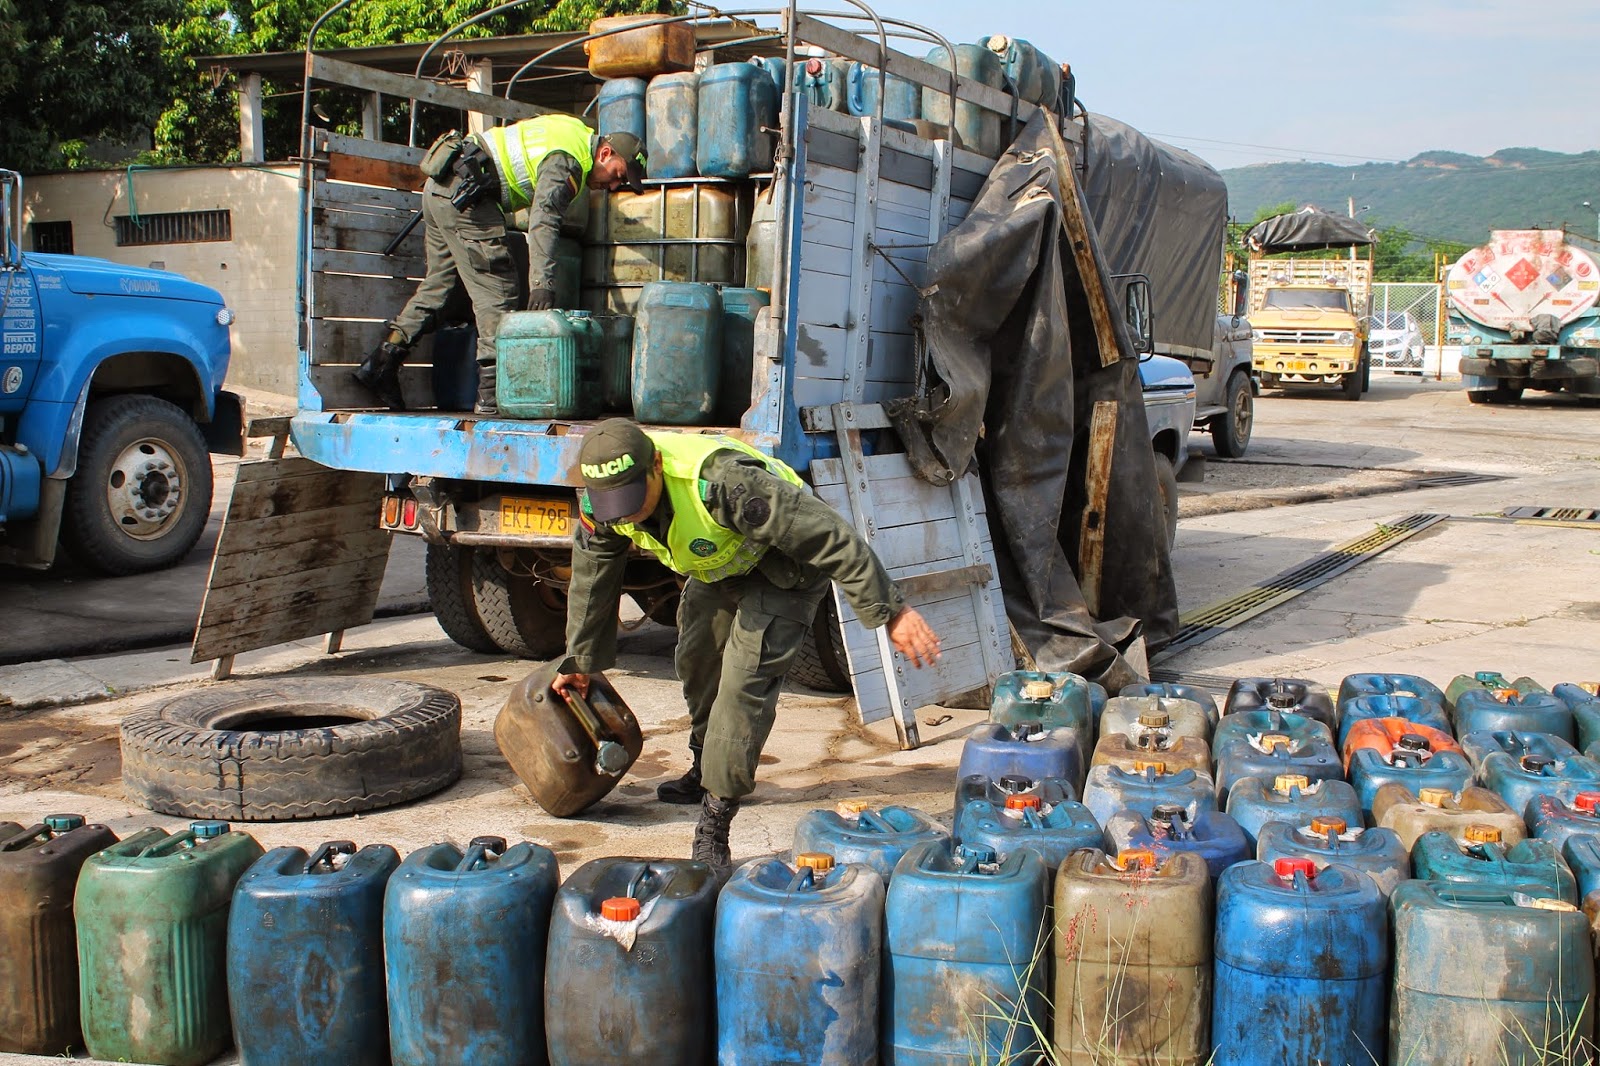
<box><xmin>1532</xmin><ymin>348</ymin><xmax>1549</xmax><ymax>358</ymax></box>
<box><xmin>402</xmin><ymin>499</ymin><xmax>419</xmax><ymax>529</ymax></box>
<box><xmin>382</xmin><ymin>496</ymin><xmax>400</xmax><ymax>527</ymax></box>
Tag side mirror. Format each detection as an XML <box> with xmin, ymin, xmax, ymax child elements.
<box><xmin>1231</xmin><ymin>269</ymin><xmax>1249</xmax><ymax>320</ymax></box>
<box><xmin>0</xmin><ymin>170</ymin><xmax>20</xmax><ymax>270</ymax></box>
<box><xmin>1112</xmin><ymin>272</ymin><xmax>1155</xmax><ymax>356</ymax></box>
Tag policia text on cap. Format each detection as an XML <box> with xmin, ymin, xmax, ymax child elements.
<box><xmin>555</xmin><ymin>420</ymin><xmax>943</xmax><ymax>869</ymax></box>
<box><xmin>351</xmin><ymin>115</ymin><xmax>648</xmax><ymax>415</ymax></box>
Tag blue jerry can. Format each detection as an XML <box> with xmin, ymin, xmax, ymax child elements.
<box><xmin>1211</xmin><ymin>859</ymin><xmax>1388</xmax><ymax>1065</ymax></box>
<box><xmin>596</xmin><ymin>77</ymin><xmax>647</xmax><ymax>142</ymax></box>
<box><xmin>384</xmin><ymin>837</ymin><xmax>559</xmax><ymax>1066</ymax></box>
<box><xmin>952</xmin><ymin>791</ymin><xmax>1101</xmax><ymax>869</ymax></box>
<box><xmin>1454</xmin><ymin>686</ymin><xmax>1575</xmax><ymax>743</ymax></box>
<box><xmin>1460</xmin><ymin>727</ymin><xmax>1583</xmax><ymax>767</ymax></box>
<box><xmin>1080</xmin><ymin>763</ymin><xmax>1215</xmax><ymax>826</ymax></box>
<box><xmin>1528</xmin><ymin>791</ymin><xmax>1600</xmax><ymax>851</ymax></box>
<box><xmin>1210</xmin><ymin>707</ymin><xmax>1333</xmax><ymax>751</ymax></box>
<box><xmin>1410</xmin><ymin>827</ymin><xmax>1576</xmax><ymax>902</ymax></box>
<box><xmin>976</xmin><ymin>35</ymin><xmax>1061</xmax><ymax>109</ymax></box>
<box><xmin>845</xmin><ymin>62</ymin><xmax>921</xmax><ymax>123</ymax></box>
<box><xmin>716</xmin><ymin>287</ymin><xmax>769</xmax><ymax>425</ymax></box>
<box><xmin>954</xmin><ymin>771</ymin><xmax>1077</xmax><ymax>813</ymax></box>
<box><xmin>1347</xmin><ymin>737</ymin><xmax>1473</xmax><ymax>814</ymax></box>
<box><xmin>793</xmin><ymin>804</ymin><xmax>948</xmax><ymax>883</ymax></box>
<box><xmin>1467</xmin><ymin>737</ymin><xmax>1600</xmax><ymax>819</ymax></box>
<box><xmin>1337</xmin><ymin>670</ymin><xmax>1447</xmax><ymax>715</ymax></box>
<box><xmin>956</xmin><ymin>721</ymin><xmax>1085</xmax><ymax>796</ymax></box>
<box><xmin>1563</xmin><ymin>834</ymin><xmax>1600</xmax><ymax>900</ymax></box>
<box><xmin>1211</xmin><ymin>724</ymin><xmax>1341</xmax><ymax>806</ymax></box>
<box><xmin>545</xmin><ymin>857</ymin><xmax>719</xmax><ymax>1064</ymax></box>
<box><xmin>645</xmin><ymin>71</ymin><xmax>699</xmax><ymax>179</ymax></box>
<box><xmin>1103</xmin><ymin>805</ymin><xmax>1249</xmax><ymax>880</ymax></box>
<box><xmin>1554</xmin><ymin>681</ymin><xmax>1600</xmax><ymax>749</ymax></box>
<box><xmin>1120</xmin><ymin>681</ymin><xmax>1219</xmax><ymax>723</ymax></box>
<box><xmin>884</xmin><ymin>841</ymin><xmax>1049</xmax><ymax>1064</ymax></box>
<box><xmin>1098</xmin><ymin>694</ymin><xmax>1213</xmax><ymax>744</ymax></box>
<box><xmin>1338</xmin><ymin>692</ymin><xmax>1452</xmax><ymax>747</ymax></box>
<box><xmin>228</xmin><ymin>841</ymin><xmax>399</xmax><ymax>1066</ymax></box>
<box><xmin>696</xmin><ymin>62</ymin><xmax>779</xmax><ymax>178</ymax></box>
<box><xmin>1223</xmin><ymin>676</ymin><xmax>1338</xmax><ymax>731</ymax></box>
<box><xmin>1390</xmin><ymin>881</ymin><xmax>1594</xmax><ymax>1063</ymax></box>
<box><xmin>716</xmin><ymin>853</ymin><xmax>883</xmax><ymax>1065</ymax></box>
<box><xmin>921</xmin><ymin>45</ymin><xmax>1006</xmax><ymax>157</ymax></box>
<box><xmin>989</xmin><ymin>670</ymin><xmax>1094</xmax><ymax>747</ymax></box>
<box><xmin>1224</xmin><ymin>773</ymin><xmax>1363</xmax><ymax>848</ymax></box>
<box><xmin>631</xmin><ymin>281</ymin><xmax>722</xmax><ymax>425</ymax></box>
<box><xmin>1256</xmin><ymin>818</ymin><xmax>1410</xmax><ymax>897</ymax></box>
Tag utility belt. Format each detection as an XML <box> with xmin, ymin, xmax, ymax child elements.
<box><xmin>420</xmin><ymin>131</ymin><xmax>501</xmax><ymax>210</ymax></box>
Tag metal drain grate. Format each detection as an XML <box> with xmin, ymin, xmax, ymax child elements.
<box><xmin>1502</xmin><ymin>506</ymin><xmax>1600</xmax><ymax>524</ymax></box>
<box><xmin>1146</xmin><ymin>669</ymin><xmax>1238</xmax><ymax>695</ymax></box>
<box><xmin>1155</xmin><ymin>513</ymin><xmax>1448</xmax><ymax>660</ymax></box>
<box><xmin>1414</xmin><ymin>472</ymin><xmax>1503</xmax><ymax>489</ymax></box>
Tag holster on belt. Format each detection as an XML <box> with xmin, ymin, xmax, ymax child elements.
<box><xmin>449</xmin><ymin>139</ymin><xmax>501</xmax><ymax>210</ymax></box>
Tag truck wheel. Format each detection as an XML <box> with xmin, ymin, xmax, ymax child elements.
<box><xmin>1210</xmin><ymin>372</ymin><xmax>1254</xmax><ymax>458</ymax></box>
<box><xmin>1361</xmin><ymin>354</ymin><xmax>1371</xmax><ymax>393</ymax></box>
<box><xmin>1154</xmin><ymin>453</ymin><xmax>1180</xmax><ymax>549</ymax></box>
<box><xmin>1341</xmin><ymin>369</ymin><xmax>1363</xmax><ymax>401</ymax></box>
<box><xmin>469</xmin><ymin>550</ymin><xmax>566</xmax><ymax>659</ymax></box>
<box><xmin>62</xmin><ymin>395</ymin><xmax>214</xmax><ymax>575</ymax></box>
<box><xmin>788</xmin><ymin>596</ymin><xmax>852</xmax><ymax>693</ymax></box>
<box><xmin>425</xmin><ymin>543</ymin><xmax>500</xmax><ymax>654</ymax></box>
<box><xmin>120</xmin><ymin>678</ymin><xmax>461</xmax><ymax>820</ymax></box>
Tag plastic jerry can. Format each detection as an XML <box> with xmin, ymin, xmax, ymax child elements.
<box><xmin>1080</xmin><ymin>763</ymin><xmax>1216</xmax><ymax>826</ymax></box>
<box><xmin>921</xmin><ymin>45</ymin><xmax>1006</xmax><ymax>157</ymax></box>
<box><xmin>76</xmin><ymin>821</ymin><xmax>264</xmax><ymax>1066</ymax></box>
<box><xmin>1223</xmin><ymin>676</ymin><xmax>1337</xmax><ymax>731</ymax></box>
<box><xmin>228</xmin><ymin>841</ymin><xmax>400</xmax><ymax>1066</ymax></box>
<box><xmin>495</xmin><ymin>657</ymin><xmax>644</xmax><ymax>817</ymax></box>
<box><xmin>1554</xmin><ymin>681</ymin><xmax>1600</xmax><ymax>748</ymax></box>
<box><xmin>1563</xmin><ymin>834</ymin><xmax>1600</xmax><ymax>900</ymax></box>
<box><xmin>1211</xmin><ymin>859</ymin><xmax>1387</xmax><ymax>1065</ymax></box>
<box><xmin>1053</xmin><ymin>849</ymin><xmax>1211</xmax><ymax>1065</ymax></box>
<box><xmin>1336</xmin><ymin>670</ymin><xmax>1447</xmax><ymax>714</ymax></box>
<box><xmin>884</xmin><ymin>841</ymin><xmax>1049</xmax><ymax>1065</ymax></box>
<box><xmin>385</xmin><ymin>837</ymin><xmax>558</xmax><ymax>1066</ymax></box>
<box><xmin>953</xmin><ymin>791</ymin><xmax>1102</xmax><ymax>869</ymax></box>
<box><xmin>697</xmin><ymin>62</ymin><xmax>779</xmax><ymax>178</ymax></box>
<box><xmin>1373</xmin><ymin>783</ymin><xmax>1526</xmax><ymax>849</ymax></box>
<box><xmin>1120</xmin><ymin>681</ymin><xmax>1219</xmax><ymax>723</ymax></box>
<box><xmin>1210</xmin><ymin>725</ymin><xmax>1341</xmax><ymax>806</ymax></box>
<box><xmin>1459</xmin><ymin>727</ymin><xmax>1583</xmax><ymax>768</ymax></box>
<box><xmin>631</xmin><ymin>280</ymin><xmax>722</xmax><ymax>425</ymax></box>
<box><xmin>1210</xmin><ymin>707</ymin><xmax>1334</xmax><ymax>752</ymax></box>
<box><xmin>1346</xmin><ymin>723</ymin><xmax>1473</xmax><ymax>814</ymax></box>
<box><xmin>495</xmin><ymin>309</ymin><xmax>600</xmax><ymax>419</ymax></box>
<box><xmin>1391</xmin><ymin>881</ymin><xmax>1593</xmax><ymax>1063</ymax></box>
<box><xmin>1444</xmin><ymin>670</ymin><xmax>1545</xmax><ymax>710</ymax></box>
<box><xmin>1090</xmin><ymin>732</ymin><xmax>1211</xmax><ymax>777</ymax></box>
<box><xmin>989</xmin><ymin>669</ymin><xmax>1094</xmax><ymax>740</ymax></box>
<box><xmin>1410</xmin><ymin>826</ymin><xmax>1576</xmax><ymax>902</ymax></box>
<box><xmin>846</xmin><ymin>62</ymin><xmax>921</xmax><ymax>122</ymax></box>
<box><xmin>1477</xmin><ymin>746</ymin><xmax>1600</xmax><ymax>820</ymax></box>
<box><xmin>429</xmin><ymin>323</ymin><xmax>478</xmax><ymax>411</ymax></box>
<box><xmin>645</xmin><ymin>71</ymin><xmax>699</xmax><ymax>179</ymax></box>
<box><xmin>749</xmin><ymin>55</ymin><xmax>787</xmax><ymax>93</ymax></box>
<box><xmin>716</xmin><ymin>287</ymin><xmax>769</xmax><ymax>424</ymax></box>
<box><xmin>793</xmin><ymin>55</ymin><xmax>850</xmax><ymax>111</ymax></box>
<box><xmin>0</xmin><ymin>815</ymin><xmax>118</xmax><ymax>1055</ymax></box>
<box><xmin>1256</xmin><ymin>817</ymin><xmax>1410</xmax><ymax>898</ymax></box>
<box><xmin>585</xmin><ymin>15</ymin><xmax>695</xmax><ymax>79</ymax></box>
<box><xmin>956</xmin><ymin>721</ymin><xmax>1085</xmax><ymax>796</ymax></box>
<box><xmin>976</xmin><ymin>35</ymin><xmax>1061</xmax><ymax>108</ymax></box>
<box><xmin>1223</xmin><ymin>774</ymin><xmax>1363</xmax><ymax>849</ymax></box>
<box><xmin>596</xmin><ymin>76</ymin><xmax>647</xmax><ymax>141</ymax></box>
<box><xmin>1103</xmin><ymin>805</ymin><xmax>1249</xmax><ymax>880</ymax></box>
<box><xmin>1098</xmin><ymin>694</ymin><xmax>1212</xmax><ymax>744</ymax></box>
<box><xmin>954</xmin><ymin>772</ymin><xmax>1077</xmax><ymax>813</ymax></box>
<box><xmin>595</xmin><ymin>313</ymin><xmax>634</xmax><ymax>413</ymax></box>
<box><xmin>716</xmin><ymin>853</ymin><xmax>883</xmax><ymax>1065</ymax></box>
<box><xmin>1528</xmin><ymin>790</ymin><xmax>1600</xmax><ymax>851</ymax></box>
<box><xmin>546</xmin><ymin>857</ymin><xmax>718</xmax><ymax>1064</ymax></box>
<box><xmin>1337</xmin><ymin>692</ymin><xmax>1452</xmax><ymax>748</ymax></box>
<box><xmin>792</xmin><ymin>804</ymin><xmax>948</xmax><ymax>883</ymax></box>
<box><xmin>1454</xmin><ymin>683</ymin><xmax>1574</xmax><ymax>743</ymax></box>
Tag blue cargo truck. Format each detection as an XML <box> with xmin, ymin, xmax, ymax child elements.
<box><xmin>200</xmin><ymin>9</ymin><xmax>1201</xmax><ymax>745</ymax></box>
<box><xmin>0</xmin><ymin>169</ymin><xmax>241</xmax><ymax>575</ymax></box>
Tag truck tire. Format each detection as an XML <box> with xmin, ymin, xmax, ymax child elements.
<box><xmin>1210</xmin><ymin>372</ymin><xmax>1254</xmax><ymax>458</ymax></box>
<box><xmin>787</xmin><ymin>596</ymin><xmax>852</xmax><ymax>693</ymax></box>
<box><xmin>425</xmin><ymin>543</ymin><xmax>500</xmax><ymax>654</ymax></box>
<box><xmin>1361</xmin><ymin>354</ymin><xmax>1371</xmax><ymax>393</ymax></box>
<box><xmin>62</xmin><ymin>395</ymin><xmax>214</xmax><ymax>575</ymax></box>
<box><xmin>469</xmin><ymin>549</ymin><xmax>566</xmax><ymax>659</ymax></box>
<box><xmin>119</xmin><ymin>678</ymin><xmax>462</xmax><ymax>820</ymax></box>
<box><xmin>1468</xmin><ymin>382</ymin><xmax>1524</xmax><ymax>405</ymax></box>
<box><xmin>1154</xmin><ymin>453</ymin><xmax>1180</xmax><ymax>549</ymax></box>
<box><xmin>1341</xmin><ymin>368</ymin><xmax>1363</xmax><ymax>401</ymax></box>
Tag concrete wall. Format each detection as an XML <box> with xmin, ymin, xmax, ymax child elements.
<box><xmin>22</xmin><ymin>165</ymin><xmax>302</xmax><ymax>397</ymax></box>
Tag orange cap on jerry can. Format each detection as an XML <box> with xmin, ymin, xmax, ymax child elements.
<box><xmin>1133</xmin><ymin>760</ymin><xmax>1167</xmax><ymax>774</ymax></box>
<box><xmin>1260</xmin><ymin>734</ymin><xmax>1292</xmax><ymax>751</ymax></box>
<box><xmin>1005</xmin><ymin>794</ymin><xmax>1043</xmax><ymax>811</ymax></box>
<box><xmin>1116</xmin><ymin>848</ymin><xmax>1157</xmax><ymax>870</ymax></box>
<box><xmin>1418</xmin><ymin>787</ymin><xmax>1454</xmax><ymax>807</ymax></box>
<box><xmin>796</xmin><ymin>852</ymin><xmax>835</xmax><ymax>872</ymax></box>
<box><xmin>1274</xmin><ymin>774</ymin><xmax>1310</xmax><ymax>794</ymax></box>
<box><xmin>835</xmin><ymin>799</ymin><xmax>873</xmax><ymax>818</ymax></box>
<box><xmin>1309</xmin><ymin>815</ymin><xmax>1347</xmax><ymax>835</ymax></box>
<box><xmin>601</xmin><ymin>897</ymin><xmax>641</xmax><ymax>922</ymax></box>
<box><xmin>1274</xmin><ymin>857</ymin><xmax>1317</xmax><ymax>881</ymax></box>
<box><xmin>1575</xmin><ymin>792</ymin><xmax>1600</xmax><ymax>814</ymax></box>
<box><xmin>1492</xmin><ymin>687</ymin><xmax>1520</xmax><ymax>702</ymax></box>
<box><xmin>1464</xmin><ymin>824</ymin><xmax>1503</xmax><ymax>844</ymax></box>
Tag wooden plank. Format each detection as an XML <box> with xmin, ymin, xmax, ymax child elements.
<box><xmin>805</xmin><ymin>161</ymin><xmax>859</xmax><ymax>196</ymax></box>
<box><xmin>797</xmin><ymin>240</ymin><xmax>853</xmax><ymax>277</ymax></box>
<box><xmin>313</xmin><ymin>271</ymin><xmax>421</xmax><ymax>321</ymax></box>
<box><xmin>206</xmin><ymin>532</ymin><xmax>391</xmax><ymax>588</ymax></box>
<box><xmin>218</xmin><ymin>472</ymin><xmax>388</xmax><ymax>524</ymax></box>
<box><xmin>326</xmin><ymin>152</ymin><xmax>424</xmax><ymax>193</ymax></box>
<box><xmin>314</xmin><ymin>179</ymin><xmax>420</xmax><ymax>213</ymax></box>
<box><xmin>1047</xmin><ymin>120</ymin><xmax>1124</xmax><ymax>369</ymax></box>
<box><xmin>308</xmin><ymin>53</ymin><xmax>546</xmax><ymax>123</ymax></box>
<box><xmin>192</xmin><ymin>568</ymin><xmax>386</xmax><ymax>629</ymax></box>
<box><xmin>894</xmin><ymin>563</ymin><xmax>992</xmax><ymax>600</ymax></box>
<box><xmin>845</xmin><ymin>116</ymin><xmax>882</xmax><ymax>403</ymax></box>
<box><xmin>879</xmin><ymin>146</ymin><xmax>935</xmax><ymax>192</ymax></box>
<box><xmin>193</xmin><ymin>596</ymin><xmax>385</xmax><ymax>663</ymax></box>
<box><xmin>312</xmin><ymin>247</ymin><xmax>427</xmax><ymax>280</ymax></box>
<box><xmin>1077</xmin><ymin>400</ymin><xmax>1118</xmax><ymax>617</ymax></box>
<box><xmin>796</xmin><ymin>270</ymin><xmax>851</xmax><ymax>329</ymax></box>
<box><xmin>806</xmin><ymin>124</ymin><xmax>860</xmax><ymax>172</ymax></box>
<box><xmin>316</xmin><ymin>130</ymin><xmax>425</xmax><ymax>167</ymax></box>
<box><xmin>215</xmin><ymin>501</ymin><xmax>383</xmax><ymax>552</ymax></box>
<box><xmin>313</xmin><ymin>221</ymin><xmax>425</xmax><ymax>259</ymax></box>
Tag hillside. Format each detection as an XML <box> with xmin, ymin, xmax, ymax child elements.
<box><xmin>1222</xmin><ymin>149</ymin><xmax>1600</xmax><ymax>246</ymax></box>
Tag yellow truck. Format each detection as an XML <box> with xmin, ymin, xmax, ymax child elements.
<box><xmin>1245</xmin><ymin>208</ymin><xmax>1376</xmax><ymax>400</ymax></box>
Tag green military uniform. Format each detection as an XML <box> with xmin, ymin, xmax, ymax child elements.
<box><xmin>566</xmin><ymin>433</ymin><xmax>906</xmax><ymax>801</ymax></box>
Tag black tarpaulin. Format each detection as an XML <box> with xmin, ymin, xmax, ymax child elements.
<box><xmin>1247</xmin><ymin>206</ymin><xmax>1376</xmax><ymax>254</ymax></box>
<box><xmin>1080</xmin><ymin>113</ymin><xmax>1229</xmax><ymax>359</ymax></box>
<box><xmin>890</xmin><ymin>112</ymin><xmax>1178</xmax><ymax>689</ymax></box>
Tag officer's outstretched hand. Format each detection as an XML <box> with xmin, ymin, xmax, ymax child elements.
<box><xmin>553</xmin><ymin>671</ymin><xmax>590</xmax><ymax>699</ymax></box>
<box><xmin>887</xmin><ymin>607</ymin><xmax>942</xmax><ymax>668</ymax></box>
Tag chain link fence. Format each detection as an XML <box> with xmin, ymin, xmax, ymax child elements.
<box><xmin>1367</xmin><ymin>282</ymin><xmax>1444</xmax><ymax>372</ymax></box>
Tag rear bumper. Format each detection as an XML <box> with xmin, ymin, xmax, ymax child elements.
<box><xmin>1459</xmin><ymin>356</ymin><xmax>1599</xmax><ymax>382</ymax></box>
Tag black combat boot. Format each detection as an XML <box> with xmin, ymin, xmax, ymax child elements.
<box><xmin>656</xmin><ymin>748</ymin><xmax>705</xmax><ymax>804</ymax></box>
<box><xmin>352</xmin><ymin>338</ymin><xmax>408</xmax><ymax>410</ymax></box>
<box><xmin>692</xmin><ymin>793</ymin><xmax>739</xmax><ymax>869</ymax></box>
<box><xmin>474</xmin><ymin>361</ymin><xmax>498</xmax><ymax>416</ymax></box>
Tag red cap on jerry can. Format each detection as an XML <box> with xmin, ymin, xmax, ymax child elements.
<box><xmin>601</xmin><ymin>897</ymin><xmax>641</xmax><ymax>922</ymax></box>
<box><xmin>1576</xmin><ymin>792</ymin><xmax>1600</xmax><ymax>814</ymax></box>
<box><xmin>1005</xmin><ymin>794</ymin><xmax>1043</xmax><ymax>811</ymax></box>
<box><xmin>1273</xmin><ymin>857</ymin><xmax>1317</xmax><ymax>881</ymax></box>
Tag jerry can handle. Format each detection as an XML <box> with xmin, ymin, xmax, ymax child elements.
<box><xmin>857</xmin><ymin>809</ymin><xmax>896</xmax><ymax>835</ymax></box>
<box><xmin>556</xmin><ymin>682</ymin><xmax>631</xmax><ymax>777</ymax></box>
<box><xmin>1022</xmin><ymin>807</ymin><xmax>1044</xmax><ymax>830</ymax></box>
<box><xmin>3</xmin><ymin>823</ymin><xmax>49</xmax><ymax>850</ymax></box>
<box><xmin>305</xmin><ymin>840</ymin><xmax>357</xmax><ymax>873</ymax></box>
<box><xmin>625</xmin><ymin>863</ymin><xmax>663</xmax><ymax>901</ymax></box>
<box><xmin>458</xmin><ymin>836</ymin><xmax>507</xmax><ymax>872</ymax></box>
<box><xmin>786</xmin><ymin>866</ymin><xmax>817</xmax><ymax>892</ymax></box>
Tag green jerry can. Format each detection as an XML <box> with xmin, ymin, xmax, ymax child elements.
<box><xmin>496</xmin><ymin>309</ymin><xmax>601</xmax><ymax>419</ymax></box>
<box><xmin>75</xmin><ymin>821</ymin><xmax>263</xmax><ymax>1066</ymax></box>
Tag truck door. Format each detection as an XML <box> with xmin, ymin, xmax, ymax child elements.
<box><xmin>0</xmin><ymin>261</ymin><xmax>42</xmax><ymax>412</ymax></box>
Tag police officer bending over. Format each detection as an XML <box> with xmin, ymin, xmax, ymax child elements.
<box><xmin>555</xmin><ymin>420</ymin><xmax>943</xmax><ymax>868</ymax></box>
<box><xmin>353</xmin><ymin>114</ymin><xmax>648</xmax><ymax>415</ymax></box>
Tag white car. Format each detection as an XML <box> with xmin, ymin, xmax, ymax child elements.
<box><xmin>1367</xmin><ymin>311</ymin><xmax>1425</xmax><ymax>373</ymax></box>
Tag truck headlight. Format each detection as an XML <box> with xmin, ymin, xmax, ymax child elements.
<box><xmin>216</xmin><ymin>308</ymin><xmax>236</xmax><ymax>326</ymax></box>
<box><xmin>1335</xmin><ymin>331</ymin><xmax>1355</xmax><ymax>346</ymax></box>
<box><xmin>1251</xmin><ymin>330</ymin><xmax>1263</xmax><ymax>342</ymax></box>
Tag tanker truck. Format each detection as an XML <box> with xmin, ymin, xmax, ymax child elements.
<box><xmin>1447</xmin><ymin>229</ymin><xmax>1600</xmax><ymax>404</ymax></box>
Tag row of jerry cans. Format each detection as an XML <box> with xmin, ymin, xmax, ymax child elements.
<box><xmin>496</xmin><ymin>282</ymin><xmax>769</xmax><ymax>425</ymax></box>
<box><xmin>597</xmin><ymin>65</ymin><xmax>778</xmax><ymax>180</ymax></box>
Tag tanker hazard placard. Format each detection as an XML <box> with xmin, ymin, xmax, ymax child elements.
<box><xmin>1447</xmin><ymin>229</ymin><xmax>1600</xmax><ymax>331</ymax></box>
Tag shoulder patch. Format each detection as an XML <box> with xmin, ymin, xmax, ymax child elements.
<box><xmin>741</xmin><ymin>496</ymin><xmax>771</xmax><ymax>526</ymax></box>
<box><xmin>689</xmin><ymin>537</ymin><xmax>718</xmax><ymax>557</ymax></box>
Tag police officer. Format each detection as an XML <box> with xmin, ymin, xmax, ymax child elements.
<box><xmin>353</xmin><ymin>114</ymin><xmax>648</xmax><ymax>415</ymax></box>
<box><xmin>555</xmin><ymin>419</ymin><xmax>943</xmax><ymax>868</ymax></box>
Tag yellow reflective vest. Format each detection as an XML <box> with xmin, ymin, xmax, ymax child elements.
<box><xmin>479</xmin><ymin>114</ymin><xmax>594</xmax><ymax>212</ymax></box>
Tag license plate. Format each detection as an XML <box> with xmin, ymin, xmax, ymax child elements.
<box><xmin>500</xmin><ymin>497</ymin><xmax>573</xmax><ymax>536</ymax></box>
<box><xmin>1285</xmin><ymin>359</ymin><xmax>1312</xmax><ymax>372</ymax></box>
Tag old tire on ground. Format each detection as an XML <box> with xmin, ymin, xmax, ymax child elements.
<box><xmin>62</xmin><ymin>395</ymin><xmax>214</xmax><ymax>576</ymax></box>
<box><xmin>426</xmin><ymin>543</ymin><xmax>501</xmax><ymax>654</ymax></box>
<box><xmin>120</xmin><ymin>678</ymin><xmax>462</xmax><ymax>820</ymax></box>
<box><xmin>469</xmin><ymin>550</ymin><xmax>566</xmax><ymax>658</ymax></box>
<box><xmin>788</xmin><ymin>596</ymin><xmax>852</xmax><ymax>693</ymax></box>
<box><xmin>1210</xmin><ymin>371</ymin><xmax>1254</xmax><ymax>458</ymax></box>
<box><xmin>1153</xmin><ymin>453</ymin><xmax>1180</xmax><ymax>549</ymax></box>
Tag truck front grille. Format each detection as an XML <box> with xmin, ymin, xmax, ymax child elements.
<box><xmin>1260</xmin><ymin>328</ymin><xmax>1341</xmax><ymax>345</ymax></box>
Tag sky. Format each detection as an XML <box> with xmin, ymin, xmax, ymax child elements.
<box><xmin>854</xmin><ymin>0</ymin><xmax>1599</xmax><ymax>171</ymax></box>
